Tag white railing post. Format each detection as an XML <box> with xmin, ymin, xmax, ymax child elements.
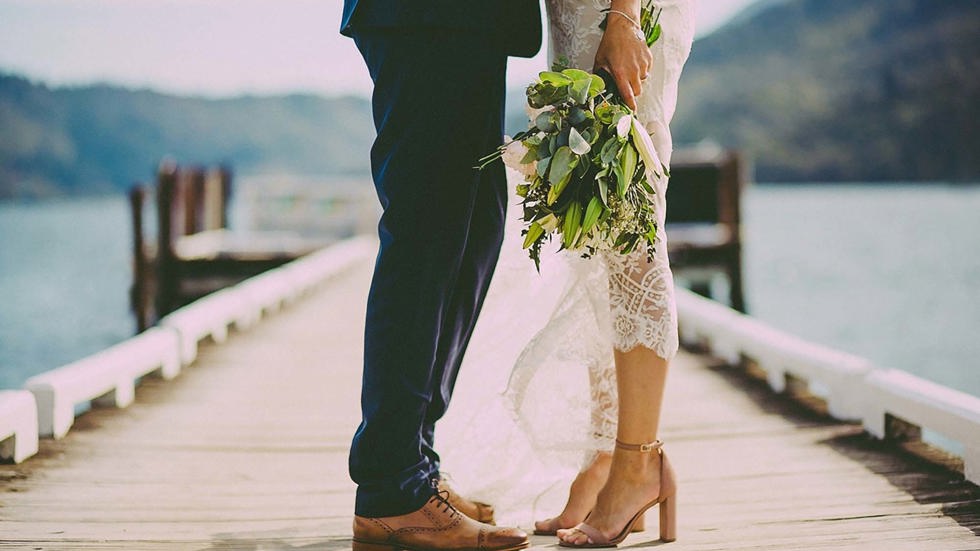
<box><xmin>0</xmin><ymin>390</ymin><xmax>39</xmax><ymax>463</ymax></box>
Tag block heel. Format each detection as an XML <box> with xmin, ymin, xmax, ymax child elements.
<box><xmin>659</xmin><ymin>493</ymin><xmax>676</xmax><ymax>542</ymax></box>
<box><xmin>558</xmin><ymin>439</ymin><xmax>679</xmax><ymax>547</ymax></box>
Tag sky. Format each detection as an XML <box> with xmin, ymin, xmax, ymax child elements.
<box><xmin>0</xmin><ymin>0</ymin><xmax>758</xmax><ymax>98</ymax></box>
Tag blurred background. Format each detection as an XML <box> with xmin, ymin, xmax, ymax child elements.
<box><xmin>0</xmin><ymin>0</ymin><xmax>978</xmax><ymax>401</ymax></box>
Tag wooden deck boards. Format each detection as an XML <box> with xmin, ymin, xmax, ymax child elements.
<box><xmin>1</xmin><ymin>261</ymin><xmax>977</xmax><ymax>549</ymax></box>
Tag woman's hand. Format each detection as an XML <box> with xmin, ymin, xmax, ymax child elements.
<box><xmin>594</xmin><ymin>3</ymin><xmax>653</xmax><ymax>111</ymax></box>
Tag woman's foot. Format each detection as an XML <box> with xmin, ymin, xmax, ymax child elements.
<box><xmin>557</xmin><ymin>441</ymin><xmax>674</xmax><ymax>546</ymax></box>
<box><xmin>533</xmin><ymin>452</ymin><xmax>613</xmax><ymax>535</ymax></box>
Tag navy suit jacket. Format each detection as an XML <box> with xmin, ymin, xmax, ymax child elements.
<box><xmin>341</xmin><ymin>0</ymin><xmax>542</xmax><ymax>58</ymax></box>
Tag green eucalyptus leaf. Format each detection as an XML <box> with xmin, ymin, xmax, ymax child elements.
<box><xmin>595</xmin><ymin>102</ymin><xmax>615</xmax><ymax>124</ymax></box>
<box><xmin>598</xmin><ymin>206</ymin><xmax>611</xmax><ymax>223</ymax></box>
<box><xmin>537</xmin><ymin>136</ymin><xmax>551</xmax><ymax>158</ymax></box>
<box><xmin>645</xmin><ymin>222</ymin><xmax>658</xmax><ymax>242</ymax></box>
<box><xmin>613</xmin><ymin>163</ymin><xmax>627</xmax><ymax>198</ymax></box>
<box><xmin>621</xmin><ymin>145</ymin><xmax>638</xmax><ymax>185</ymax></box>
<box><xmin>536</xmin><ymin>156</ymin><xmax>552</xmax><ymax>178</ymax></box>
<box><xmin>621</xmin><ymin>234</ymin><xmax>639</xmax><ymax>255</ymax></box>
<box><xmin>597</xmin><ymin>177</ymin><xmax>609</xmax><ymax>207</ymax></box>
<box><xmin>547</xmin><ymin>170</ymin><xmax>574</xmax><ymax>205</ymax></box>
<box><xmin>600</xmin><ymin>137</ymin><xmax>621</xmax><ymax>165</ymax></box>
<box><xmin>569</xmin><ymin>127</ymin><xmax>591</xmax><ymax>155</ymax></box>
<box><xmin>556</xmin><ymin>126</ymin><xmax>570</xmax><ymax>148</ymax></box>
<box><xmin>574</xmin><ymin>154</ymin><xmax>591</xmax><ymax>177</ymax></box>
<box><xmin>536</xmin><ymin>112</ymin><xmax>556</xmax><ymax>132</ymax></box>
<box><xmin>567</xmin><ymin>107</ymin><xmax>588</xmax><ymax>125</ymax></box>
<box><xmin>640</xmin><ymin>176</ymin><xmax>656</xmax><ymax>195</ymax></box>
<box><xmin>520</xmin><ymin>146</ymin><xmax>538</xmax><ymax>165</ymax></box>
<box><xmin>539</xmin><ymin>71</ymin><xmax>572</xmax><ymax>86</ymax></box>
<box><xmin>561</xmin><ymin>68</ymin><xmax>592</xmax><ymax>81</ymax></box>
<box><xmin>569</xmin><ymin>77</ymin><xmax>591</xmax><ymax>104</ymax></box>
<box><xmin>547</xmin><ymin>147</ymin><xmax>578</xmax><ymax>205</ymax></box>
<box><xmin>561</xmin><ymin>200</ymin><xmax>583</xmax><ymax>249</ymax></box>
<box><xmin>588</xmin><ymin>74</ymin><xmax>606</xmax><ymax>97</ymax></box>
<box><xmin>580</xmin><ymin>196</ymin><xmax>603</xmax><ymax>243</ymax></box>
<box><xmin>613</xmin><ymin>232</ymin><xmax>631</xmax><ymax>248</ymax></box>
<box><xmin>647</xmin><ymin>24</ymin><xmax>662</xmax><ymax>47</ymax></box>
<box><xmin>523</xmin><ymin>222</ymin><xmax>545</xmax><ymax>249</ymax></box>
<box><xmin>548</xmin><ymin>146</ymin><xmax>576</xmax><ymax>187</ymax></box>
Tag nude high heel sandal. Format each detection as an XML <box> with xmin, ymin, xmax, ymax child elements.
<box><xmin>534</xmin><ymin>512</ymin><xmax>644</xmax><ymax>536</ymax></box>
<box><xmin>558</xmin><ymin>439</ymin><xmax>677</xmax><ymax>547</ymax></box>
<box><xmin>534</xmin><ymin>450</ymin><xmax>646</xmax><ymax>536</ymax></box>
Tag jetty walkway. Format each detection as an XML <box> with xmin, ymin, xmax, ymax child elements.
<box><xmin>1</xmin><ymin>239</ymin><xmax>978</xmax><ymax>549</ymax></box>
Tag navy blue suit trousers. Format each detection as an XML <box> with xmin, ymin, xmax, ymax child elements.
<box><xmin>347</xmin><ymin>26</ymin><xmax>512</xmax><ymax>517</ymax></box>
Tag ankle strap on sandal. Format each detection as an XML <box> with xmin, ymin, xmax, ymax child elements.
<box><xmin>615</xmin><ymin>439</ymin><xmax>663</xmax><ymax>453</ymax></box>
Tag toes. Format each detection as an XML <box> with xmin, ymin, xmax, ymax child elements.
<box><xmin>557</xmin><ymin>528</ymin><xmax>590</xmax><ymax>545</ymax></box>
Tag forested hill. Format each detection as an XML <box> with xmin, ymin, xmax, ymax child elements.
<box><xmin>0</xmin><ymin>74</ymin><xmax>373</xmax><ymax>199</ymax></box>
<box><xmin>3</xmin><ymin>0</ymin><xmax>979</xmax><ymax>199</ymax></box>
<box><xmin>672</xmin><ymin>0</ymin><xmax>980</xmax><ymax>182</ymax></box>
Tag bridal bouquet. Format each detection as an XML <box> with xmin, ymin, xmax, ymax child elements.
<box><xmin>478</xmin><ymin>3</ymin><xmax>666</xmax><ymax>270</ymax></box>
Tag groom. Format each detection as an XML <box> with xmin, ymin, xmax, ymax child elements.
<box><xmin>341</xmin><ymin>1</ymin><xmax>542</xmax><ymax>549</ymax></box>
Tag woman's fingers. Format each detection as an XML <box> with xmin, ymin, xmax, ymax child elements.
<box><xmin>593</xmin><ymin>14</ymin><xmax>655</xmax><ymax>112</ymax></box>
<box><xmin>614</xmin><ymin>70</ymin><xmax>638</xmax><ymax>111</ymax></box>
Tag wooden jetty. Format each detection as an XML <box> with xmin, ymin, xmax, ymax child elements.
<box><xmin>1</xmin><ymin>238</ymin><xmax>978</xmax><ymax>549</ymax></box>
<box><xmin>128</xmin><ymin>150</ymin><xmax>746</xmax><ymax>334</ymax></box>
<box><xmin>667</xmin><ymin>147</ymin><xmax>746</xmax><ymax>312</ymax></box>
<box><xmin>128</xmin><ymin>161</ymin><xmax>337</xmax><ymax>331</ymax></box>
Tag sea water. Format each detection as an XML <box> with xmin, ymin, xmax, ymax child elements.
<box><xmin>1</xmin><ymin>184</ymin><xmax>978</xmax><ymax>397</ymax></box>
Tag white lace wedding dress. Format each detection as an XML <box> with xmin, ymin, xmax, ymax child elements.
<box><xmin>439</xmin><ymin>0</ymin><xmax>696</xmax><ymax>525</ymax></box>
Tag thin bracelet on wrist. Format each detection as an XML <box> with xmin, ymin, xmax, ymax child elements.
<box><xmin>606</xmin><ymin>9</ymin><xmax>645</xmax><ymax>41</ymax></box>
<box><xmin>607</xmin><ymin>9</ymin><xmax>641</xmax><ymax>29</ymax></box>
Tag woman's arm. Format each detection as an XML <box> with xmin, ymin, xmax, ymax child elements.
<box><xmin>594</xmin><ymin>0</ymin><xmax>653</xmax><ymax>111</ymax></box>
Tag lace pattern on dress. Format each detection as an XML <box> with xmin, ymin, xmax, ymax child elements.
<box><xmin>545</xmin><ymin>0</ymin><xmax>692</xmax><ymax>358</ymax></box>
<box><xmin>437</xmin><ymin>0</ymin><xmax>696</xmax><ymax>523</ymax></box>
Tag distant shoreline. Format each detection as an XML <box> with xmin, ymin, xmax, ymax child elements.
<box><xmin>6</xmin><ymin>180</ymin><xmax>980</xmax><ymax>205</ymax></box>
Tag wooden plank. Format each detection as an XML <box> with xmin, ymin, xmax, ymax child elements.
<box><xmin>1</xmin><ymin>260</ymin><xmax>977</xmax><ymax>549</ymax></box>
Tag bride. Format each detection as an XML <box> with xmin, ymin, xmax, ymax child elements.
<box><xmin>440</xmin><ymin>0</ymin><xmax>696</xmax><ymax>547</ymax></box>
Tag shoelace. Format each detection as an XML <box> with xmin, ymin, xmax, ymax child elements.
<box><xmin>430</xmin><ymin>489</ymin><xmax>460</xmax><ymax>518</ymax></box>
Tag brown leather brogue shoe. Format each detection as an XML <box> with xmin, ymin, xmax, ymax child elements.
<box><xmin>352</xmin><ymin>492</ymin><xmax>528</xmax><ymax>551</ymax></box>
<box><xmin>438</xmin><ymin>477</ymin><xmax>496</xmax><ymax>524</ymax></box>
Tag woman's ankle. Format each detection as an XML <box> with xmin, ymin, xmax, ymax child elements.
<box><xmin>610</xmin><ymin>449</ymin><xmax>662</xmax><ymax>481</ymax></box>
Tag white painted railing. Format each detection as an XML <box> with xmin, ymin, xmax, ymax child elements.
<box><xmin>8</xmin><ymin>236</ymin><xmax>376</xmax><ymax>458</ymax></box>
<box><xmin>0</xmin><ymin>391</ymin><xmax>38</xmax><ymax>463</ymax></box>
<box><xmin>10</xmin><ymin>236</ymin><xmax>976</xmax><ymax>487</ymax></box>
<box><xmin>159</xmin><ymin>288</ymin><xmax>250</xmax><ymax>366</ymax></box>
<box><xmin>864</xmin><ymin>369</ymin><xmax>980</xmax><ymax>483</ymax></box>
<box><xmin>676</xmin><ymin>287</ymin><xmax>980</xmax><ymax>486</ymax></box>
<box><xmin>161</xmin><ymin>236</ymin><xmax>375</xmax><ymax>365</ymax></box>
<box><xmin>24</xmin><ymin>327</ymin><xmax>181</xmax><ymax>438</ymax></box>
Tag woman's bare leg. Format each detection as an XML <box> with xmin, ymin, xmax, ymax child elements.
<box><xmin>558</xmin><ymin>346</ymin><xmax>668</xmax><ymax>544</ymax></box>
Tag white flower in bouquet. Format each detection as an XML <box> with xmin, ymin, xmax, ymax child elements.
<box><xmin>501</xmin><ymin>138</ymin><xmax>537</xmax><ymax>179</ymax></box>
<box><xmin>631</xmin><ymin>118</ymin><xmax>664</xmax><ymax>178</ymax></box>
<box><xmin>476</xmin><ymin>1</ymin><xmax>669</xmax><ymax>270</ymax></box>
